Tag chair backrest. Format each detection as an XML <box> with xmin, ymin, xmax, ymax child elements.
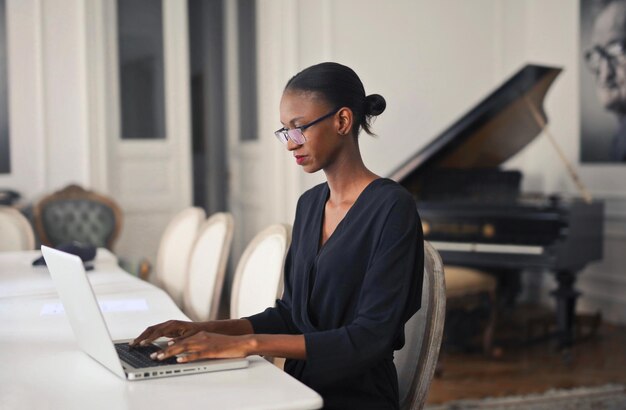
<box><xmin>0</xmin><ymin>206</ymin><xmax>36</xmax><ymax>251</ymax></box>
<box><xmin>230</xmin><ymin>224</ymin><xmax>291</xmax><ymax>319</ymax></box>
<box><xmin>394</xmin><ymin>240</ymin><xmax>446</xmax><ymax>410</ymax></box>
<box><xmin>155</xmin><ymin>207</ymin><xmax>206</xmax><ymax>307</ymax></box>
<box><xmin>33</xmin><ymin>184</ymin><xmax>123</xmax><ymax>250</ymax></box>
<box><xmin>183</xmin><ymin>212</ymin><xmax>234</xmax><ymax>321</ymax></box>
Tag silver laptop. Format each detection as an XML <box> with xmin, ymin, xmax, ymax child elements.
<box><xmin>41</xmin><ymin>245</ymin><xmax>249</xmax><ymax>381</ymax></box>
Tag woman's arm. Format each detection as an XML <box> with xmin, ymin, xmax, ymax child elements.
<box><xmin>251</xmin><ymin>334</ymin><xmax>306</xmax><ymax>359</ymax></box>
<box><xmin>202</xmin><ymin>319</ymin><xmax>255</xmax><ymax>336</ymax></box>
<box><xmin>153</xmin><ymin>332</ymin><xmax>306</xmax><ymax>362</ymax></box>
<box><xmin>130</xmin><ymin>318</ymin><xmax>254</xmax><ymax>347</ymax></box>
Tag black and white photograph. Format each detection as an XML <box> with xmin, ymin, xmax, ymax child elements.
<box><xmin>581</xmin><ymin>0</ymin><xmax>626</xmax><ymax>162</ymax></box>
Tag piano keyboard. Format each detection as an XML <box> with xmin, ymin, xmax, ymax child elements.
<box><xmin>430</xmin><ymin>241</ymin><xmax>544</xmax><ymax>255</ymax></box>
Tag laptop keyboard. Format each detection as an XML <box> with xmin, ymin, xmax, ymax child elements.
<box><xmin>115</xmin><ymin>343</ymin><xmax>179</xmax><ymax>368</ymax></box>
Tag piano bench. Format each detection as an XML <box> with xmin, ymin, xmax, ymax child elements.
<box><xmin>444</xmin><ymin>266</ymin><xmax>498</xmax><ymax>356</ymax></box>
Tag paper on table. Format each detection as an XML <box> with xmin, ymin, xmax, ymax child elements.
<box><xmin>40</xmin><ymin>299</ymin><xmax>149</xmax><ymax>315</ymax></box>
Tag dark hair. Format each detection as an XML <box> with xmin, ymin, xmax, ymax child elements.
<box><xmin>285</xmin><ymin>62</ymin><xmax>386</xmax><ymax>136</ymax></box>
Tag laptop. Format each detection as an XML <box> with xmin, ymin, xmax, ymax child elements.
<box><xmin>41</xmin><ymin>245</ymin><xmax>249</xmax><ymax>380</ymax></box>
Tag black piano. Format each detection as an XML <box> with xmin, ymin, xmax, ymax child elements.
<box><xmin>389</xmin><ymin>64</ymin><xmax>604</xmax><ymax>349</ymax></box>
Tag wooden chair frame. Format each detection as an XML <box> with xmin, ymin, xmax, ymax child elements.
<box><xmin>395</xmin><ymin>240</ymin><xmax>446</xmax><ymax>410</ymax></box>
<box><xmin>33</xmin><ymin>184</ymin><xmax>123</xmax><ymax>250</ymax></box>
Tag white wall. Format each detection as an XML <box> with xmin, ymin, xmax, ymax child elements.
<box><xmin>0</xmin><ymin>0</ymin><xmax>91</xmax><ymax>204</ymax></box>
<box><xmin>0</xmin><ymin>0</ymin><xmax>89</xmax><ymax>201</ymax></box>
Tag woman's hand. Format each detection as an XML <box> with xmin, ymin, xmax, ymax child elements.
<box><xmin>130</xmin><ymin>320</ymin><xmax>204</xmax><ymax>347</ymax></box>
<box><xmin>152</xmin><ymin>332</ymin><xmax>255</xmax><ymax>363</ymax></box>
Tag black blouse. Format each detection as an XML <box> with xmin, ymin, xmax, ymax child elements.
<box><xmin>247</xmin><ymin>178</ymin><xmax>424</xmax><ymax>409</ymax></box>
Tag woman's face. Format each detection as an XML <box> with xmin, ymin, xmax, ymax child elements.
<box><xmin>591</xmin><ymin>1</ymin><xmax>626</xmax><ymax>114</ymax></box>
<box><xmin>279</xmin><ymin>90</ymin><xmax>343</xmax><ymax>173</ymax></box>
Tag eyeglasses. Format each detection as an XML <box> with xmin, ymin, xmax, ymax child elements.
<box><xmin>584</xmin><ymin>40</ymin><xmax>626</xmax><ymax>74</ymax></box>
<box><xmin>274</xmin><ymin>108</ymin><xmax>340</xmax><ymax>145</ymax></box>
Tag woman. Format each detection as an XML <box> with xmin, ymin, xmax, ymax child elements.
<box><xmin>132</xmin><ymin>62</ymin><xmax>424</xmax><ymax>409</ymax></box>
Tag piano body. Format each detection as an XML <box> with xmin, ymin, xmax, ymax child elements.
<box><xmin>389</xmin><ymin>64</ymin><xmax>604</xmax><ymax>349</ymax></box>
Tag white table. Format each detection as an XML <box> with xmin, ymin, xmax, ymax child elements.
<box><xmin>0</xmin><ymin>250</ymin><xmax>323</xmax><ymax>410</ymax></box>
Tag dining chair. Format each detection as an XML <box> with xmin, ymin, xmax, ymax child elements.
<box><xmin>0</xmin><ymin>206</ymin><xmax>36</xmax><ymax>251</ymax></box>
<box><xmin>394</xmin><ymin>240</ymin><xmax>446</xmax><ymax>410</ymax></box>
<box><xmin>230</xmin><ymin>224</ymin><xmax>291</xmax><ymax>319</ymax></box>
<box><xmin>183</xmin><ymin>212</ymin><xmax>234</xmax><ymax>321</ymax></box>
<box><xmin>33</xmin><ymin>184</ymin><xmax>123</xmax><ymax>250</ymax></box>
<box><xmin>155</xmin><ymin>207</ymin><xmax>206</xmax><ymax>308</ymax></box>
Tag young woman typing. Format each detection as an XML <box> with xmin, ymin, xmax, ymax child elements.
<box><xmin>131</xmin><ymin>62</ymin><xmax>424</xmax><ymax>410</ymax></box>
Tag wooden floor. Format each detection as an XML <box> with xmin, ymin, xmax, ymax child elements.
<box><xmin>426</xmin><ymin>305</ymin><xmax>626</xmax><ymax>405</ymax></box>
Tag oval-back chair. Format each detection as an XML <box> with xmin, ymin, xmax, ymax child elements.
<box><xmin>230</xmin><ymin>224</ymin><xmax>291</xmax><ymax>319</ymax></box>
<box><xmin>394</xmin><ymin>240</ymin><xmax>446</xmax><ymax>410</ymax></box>
<box><xmin>183</xmin><ymin>212</ymin><xmax>234</xmax><ymax>321</ymax></box>
<box><xmin>155</xmin><ymin>207</ymin><xmax>206</xmax><ymax>307</ymax></box>
<box><xmin>0</xmin><ymin>206</ymin><xmax>35</xmax><ymax>251</ymax></box>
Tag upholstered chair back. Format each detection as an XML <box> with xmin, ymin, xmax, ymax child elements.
<box><xmin>34</xmin><ymin>185</ymin><xmax>122</xmax><ymax>250</ymax></box>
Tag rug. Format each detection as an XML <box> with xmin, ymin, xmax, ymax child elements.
<box><xmin>426</xmin><ymin>383</ymin><xmax>626</xmax><ymax>410</ymax></box>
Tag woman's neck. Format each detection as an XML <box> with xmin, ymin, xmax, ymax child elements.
<box><xmin>324</xmin><ymin>156</ymin><xmax>379</xmax><ymax>205</ymax></box>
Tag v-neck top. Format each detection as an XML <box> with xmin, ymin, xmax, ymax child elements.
<box><xmin>247</xmin><ymin>178</ymin><xmax>424</xmax><ymax>410</ymax></box>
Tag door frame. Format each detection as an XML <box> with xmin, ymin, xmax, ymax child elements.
<box><xmin>85</xmin><ymin>0</ymin><xmax>192</xmax><ymax>266</ymax></box>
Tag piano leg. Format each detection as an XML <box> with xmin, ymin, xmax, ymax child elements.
<box><xmin>550</xmin><ymin>270</ymin><xmax>581</xmax><ymax>350</ymax></box>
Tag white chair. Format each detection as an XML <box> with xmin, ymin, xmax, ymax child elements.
<box><xmin>230</xmin><ymin>224</ymin><xmax>291</xmax><ymax>319</ymax></box>
<box><xmin>0</xmin><ymin>206</ymin><xmax>36</xmax><ymax>251</ymax></box>
<box><xmin>155</xmin><ymin>207</ymin><xmax>206</xmax><ymax>307</ymax></box>
<box><xmin>183</xmin><ymin>213</ymin><xmax>234</xmax><ymax>321</ymax></box>
<box><xmin>394</xmin><ymin>240</ymin><xmax>446</xmax><ymax>410</ymax></box>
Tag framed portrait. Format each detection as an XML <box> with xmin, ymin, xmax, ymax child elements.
<box><xmin>580</xmin><ymin>0</ymin><xmax>626</xmax><ymax>163</ymax></box>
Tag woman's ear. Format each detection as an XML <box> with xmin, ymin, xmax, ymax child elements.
<box><xmin>337</xmin><ymin>107</ymin><xmax>353</xmax><ymax>136</ymax></box>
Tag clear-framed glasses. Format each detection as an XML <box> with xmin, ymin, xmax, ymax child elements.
<box><xmin>274</xmin><ymin>108</ymin><xmax>340</xmax><ymax>145</ymax></box>
<box><xmin>584</xmin><ymin>40</ymin><xmax>626</xmax><ymax>74</ymax></box>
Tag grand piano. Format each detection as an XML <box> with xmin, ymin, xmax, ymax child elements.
<box><xmin>389</xmin><ymin>64</ymin><xmax>604</xmax><ymax>349</ymax></box>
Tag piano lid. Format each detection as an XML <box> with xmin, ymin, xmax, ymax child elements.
<box><xmin>389</xmin><ymin>64</ymin><xmax>562</xmax><ymax>183</ymax></box>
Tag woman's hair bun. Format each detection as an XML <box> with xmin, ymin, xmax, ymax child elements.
<box><xmin>364</xmin><ymin>94</ymin><xmax>386</xmax><ymax>116</ymax></box>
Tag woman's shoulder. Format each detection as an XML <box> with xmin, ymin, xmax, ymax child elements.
<box><xmin>300</xmin><ymin>182</ymin><xmax>327</xmax><ymax>200</ymax></box>
<box><xmin>302</xmin><ymin>181</ymin><xmax>328</xmax><ymax>196</ymax></box>
<box><xmin>369</xmin><ymin>178</ymin><xmax>415</xmax><ymax>205</ymax></box>
<box><xmin>296</xmin><ymin>182</ymin><xmax>328</xmax><ymax>208</ymax></box>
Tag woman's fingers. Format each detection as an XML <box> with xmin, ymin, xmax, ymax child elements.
<box><xmin>156</xmin><ymin>340</ymin><xmax>191</xmax><ymax>359</ymax></box>
<box><xmin>154</xmin><ymin>332</ymin><xmax>248</xmax><ymax>362</ymax></box>
<box><xmin>130</xmin><ymin>320</ymin><xmax>193</xmax><ymax>346</ymax></box>
<box><xmin>168</xmin><ymin>330</ymin><xmax>197</xmax><ymax>345</ymax></box>
<box><xmin>176</xmin><ymin>352</ymin><xmax>200</xmax><ymax>363</ymax></box>
<box><xmin>130</xmin><ymin>324</ymin><xmax>162</xmax><ymax>346</ymax></box>
<box><xmin>157</xmin><ymin>333</ymin><xmax>209</xmax><ymax>359</ymax></box>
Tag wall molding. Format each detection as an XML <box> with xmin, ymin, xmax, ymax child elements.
<box><xmin>0</xmin><ymin>0</ymin><xmax>46</xmax><ymax>199</ymax></box>
<box><xmin>84</xmin><ymin>0</ymin><xmax>109</xmax><ymax>193</ymax></box>
<box><xmin>579</xmin><ymin>270</ymin><xmax>626</xmax><ymax>287</ymax></box>
<box><xmin>576</xmin><ymin>194</ymin><xmax>626</xmax><ymax>324</ymax></box>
